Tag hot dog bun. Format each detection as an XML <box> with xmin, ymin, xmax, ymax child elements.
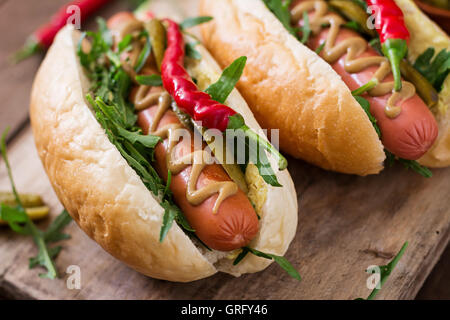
<box><xmin>30</xmin><ymin>24</ymin><xmax>298</xmax><ymax>282</ymax></box>
<box><xmin>199</xmin><ymin>0</ymin><xmax>450</xmax><ymax>173</ymax></box>
<box><xmin>200</xmin><ymin>0</ymin><xmax>385</xmax><ymax>175</ymax></box>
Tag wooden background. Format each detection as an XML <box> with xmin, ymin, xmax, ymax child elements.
<box><xmin>0</xmin><ymin>0</ymin><xmax>449</xmax><ymax>300</ymax></box>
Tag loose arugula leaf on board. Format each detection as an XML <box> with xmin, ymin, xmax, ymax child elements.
<box><xmin>136</xmin><ymin>74</ymin><xmax>163</xmax><ymax>86</ymax></box>
<box><xmin>0</xmin><ymin>128</ymin><xmax>72</xmax><ymax>279</ymax></box>
<box><xmin>0</xmin><ymin>203</ymin><xmax>29</xmax><ymax>235</ymax></box>
<box><xmin>205</xmin><ymin>56</ymin><xmax>247</xmax><ymax>104</ymax></box>
<box><xmin>413</xmin><ymin>48</ymin><xmax>450</xmax><ymax>92</ymax></box>
<box><xmin>43</xmin><ymin>210</ymin><xmax>72</xmax><ymax>243</ymax></box>
<box><xmin>29</xmin><ymin>246</ymin><xmax>61</xmax><ymax>269</ymax></box>
<box><xmin>233</xmin><ymin>247</ymin><xmax>301</xmax><ymax>281</ymax></box>
<box><xmin>357</xmin><ymin>242</ymin><xmax>408</xmax><ymax>300</ymax></box>
<box><xmin>262</xmin><ymin>0</ymin><xmax>299</xmax><ymax>39</ymax></box>
<box><xmin>180</xmin><ymin>16</ymin><xmax>213</xmax><ymax>30</ymax></box>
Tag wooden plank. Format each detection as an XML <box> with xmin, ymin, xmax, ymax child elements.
<box><xmin>416</xmin><ymin>244</ymin><xmax>450</xmax><ymax>299</ymax></box>
<box><xmin>0</xmin><ymin>125</ymin><xmax>449</xmax><ymax>299</ymax></box>
<box><xmin>0</xmin><ymin>0</ymin><xmax>67</xmax><ymax>140</ymax></box>
<box><xmin>0</xmin><ymin>0</ymin><xmax>131</xmax><ymax>140</ymax></box>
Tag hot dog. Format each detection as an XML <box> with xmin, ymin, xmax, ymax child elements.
<box><xmin>303</xmin><ymin>8</ymin><xmax>438</xmax><ymax>160</ymax></box>
<box><xmin>137</xmin><ymin>105</ymin><xmax>259</xmax><ymax>251</ymax></box>
<box><xmin>30</xmin><ymin>4</ymin><xmax>299</xmax><ymax>282</ymax></box>
<box><xmin>199</xmin><ymin>0</ymin><xmax>450</xmax><ymax>174</ymax></box>
<box><xmin>108</xmin><ymin>13</ymin><xmax>259</xmax><ymax>252</ymax></box>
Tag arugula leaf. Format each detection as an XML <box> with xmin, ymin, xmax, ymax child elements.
<box><xmin>0</xmin><ymin>204</ymin><xmax>29</xmax><ymax>235</ymax></box>
<box><xmin>262</xmin><ymin>0</ymin><xmax>299</xmax><ymax>39</ymax></box>
<box><xmin>413</xmin><ymin>48</ymin><xmax>450</xmax><ymax>92</ymax></box>
<box><xmin>226</xmin><ymin>114</ymin><xmax>285</xmax><ymax>186</ymax></box>
<box><xmin>159</xmin><ymin>200</ymin><xmax>195</xmax><ymax>242</ymax></box>
<box><xmin>202</xmin><ymin>57</ymin><xmax>285</xmax><ymax>186</ymax></box>
<box><xmin>0</xmin><ymin>128</ymin><xmax>72</xmax><ymax>279</ymax></box>
<box><xmin>114</xmin><ymin>69</ymin><xmax>137</xmax><ymax>128</ymax></box>
<box><xmin>29</xmin><ymin>246</ymin><xmax>61</xmax><ymax>269</ymax></box>
<box><xmin>117</xmin><ymin>126</ymin><xmax>161</xmax><ymax>148</ymax></box>
<box><xmin>205</xmin><ymin>56</ymin><xmax>247</xmax><ymax>104</ymax></box>
<box><xmin>134</xmin><ymin>31</ymin><xmax>152</xmax><ymax>72</ymax></box>
<box><xmin>136</xmin><ymin>74</ymin><xmax>163</xmax><ymax>86</ymax></box>
<box><xmin>118</xmin><ymin>34</ymin><xmax>133</xmax><ymax>54</ymax></box>
<box><xmin>384</xmin><ymin>150</ymin><xmax>432</xmax><ymax>178</ymax></box>
<box><xmin>354</xmin><ymin>96</ymin><xmax>381</xmax><ymax>138</ymax></box>
<box><xmin>180</xmin><ymin>16</ymin><xmax>213</xmax><ymax>30</ymax></box>
<box><xmin>233</xmin><ymin>247</ymin><xmax>301</xmax><ymax>281</ymax></box>
<box><xmin>97</xmin><ymin>17</ymin><xmax>113</xmax><ymax>48</ymax></box>
<box><xmin>232</xmin><ymin>248</ymin><xmax>249</xmax><ymax>265</ymax></box>
<box><xmin>357</xmin><ymin>242</ymin><xmax>408</xmax><ymax>300</ymax></box>
<box><xmin>164</xmin><ymin>170</ymin><xmax>172</xmax><ymax>198</ymax></box>
<box><xmin>315</xmin><ymin>42</ymin><xmax>325</xmax><ymax>54</ymax></box>
<box><xmin>351</xmin><ymin>0</ymin><xmax>367</xmax><ymax>9</ymax></box>
<box><xmin>342</xmin><ymin>20</ymin><xmax>363</xmax><ymax>33</ymax></box>
<box><xmin>398</xmin><ymin>157</ymin><xmax>432</xmax><ymax>178</ymax></box>
<box><xmin>226</xmin><ymin>119</ymin><xmax>282</xmax><ymax>187</ymax></box>
<box><xmin>43</xmin><ymin>210</ymin><xmax>72</xmax><ymax>243</ymax></box>
<box><xmin>79</xmin><ymin>19</ymin><xmax>199</xmax><ymax>243</ymax></box>
<box><xmin>300</xmin><ymin>11</ymin><xmax>311</xmax><ymax>44</ymax></box>
<box><xmin>246</xmin><ymin>136</ymin><xmax>282</xmax><ymax>187</ymax></box>
<box><xmin>353</xmin><ymin>96</ymin><xmax>432</xmax><ymax>177</ymax></box>
<box><xmin>159</xmin><ymin>202</ymin><xmax>178</xmax><ymax>242</ymax></box>
<box><xmin>89</xmin><ymin>95</ymin><xmax>193</xmax><ymax>241</ymax></box>
<box><xmin>185</xmin><ymin>41</ymin><xmax>202</xmax><ymax>60</ymax></box>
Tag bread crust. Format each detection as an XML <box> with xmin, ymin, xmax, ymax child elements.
<box><xmin>394</xmin><ymin>0</ymin><xmax>450</xmax><ymax>168</ymax></box>
<box><xmin>200</xmin><ymin>0</ymin><xmax>385</xmax><ymax>175</ymax></box>
<box><xmin>30</xmin><ymin>23</ymin><xmax>298</xmax><ymax>281</ymax></box>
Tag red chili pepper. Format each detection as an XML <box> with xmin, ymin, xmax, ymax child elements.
<box><xmin>12</xmin><ymin>0</ymin><xmax>111</xmax><ymax>63</ymax></box>
<box><xmin>161</xmin><ymin>19</ymin><xmax>237</xmax><ymax>132</ymax></box>
<box><xmin>160</xmin><ymin>19</ymin><xmax>287</xmax><ymax>171</ymax></box>
<box><xmin>366</xmin><ymin>0</ymin><xmax>410</xmax><ymax>91</ymax></box>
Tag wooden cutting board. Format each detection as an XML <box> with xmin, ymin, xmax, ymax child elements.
<box><xmin>0</xmin><ymin>0</ymin><xmax>449</xmax><ymax>300</ymax></box>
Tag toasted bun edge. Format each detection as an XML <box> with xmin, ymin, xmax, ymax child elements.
<box><xmin>30</xmin><ymin>20</ymin><xmax>298</xmax><ymax>280</ymax></box>
<box><xmin>200</xmin><ymin>0</ymin><xmax>386</xmax><ymax>176</ymax></box>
